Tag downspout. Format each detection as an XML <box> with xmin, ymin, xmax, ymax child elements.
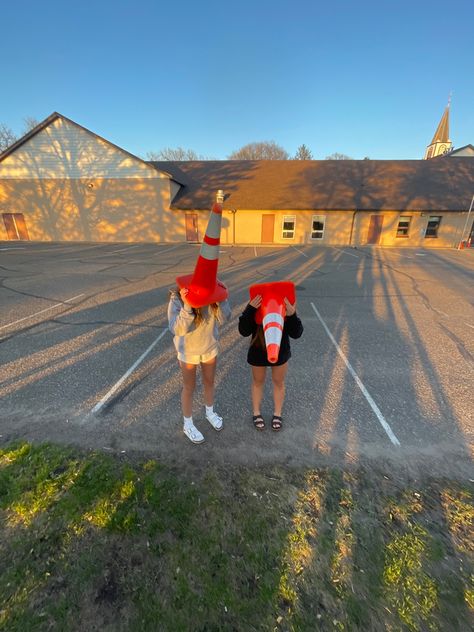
<box><xmin>349</xmin><ymin>209</ymin><xmax>358</xmax><ymax>246</ymax></box>
<box><xmin>227</xmin><ymin>208</ymin><xmax>237</xmax><ymax>245</ymax></box>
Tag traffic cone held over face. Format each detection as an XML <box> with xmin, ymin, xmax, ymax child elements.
<box><xmin>176</xmin><ymin>202</ymin><xmax>228</xmax><ymax>308</ymax></box>
<box><xmin>249</xmin><ymin>281</ymin><xmax>296</xmax><ymax>364</ymax></box>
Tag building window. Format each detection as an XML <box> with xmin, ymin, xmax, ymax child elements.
<box><xmin>311</xmin><ymin>215</ymin><xmax>325</xmax><ymax>239</ymax></box>
<box><xmin>425</xmin><ymin>216</ymin><xmax>441</xmax><ymax>238</ymax></box>
<box><xmin>282</xmin><ymin>215</ymin><xmax>296</xmax><ymax>239</ymax></box>
<box><xmin>396</xmin><ymin>216</ymin><xmax>411</xmax><ymax>237</ymax></box>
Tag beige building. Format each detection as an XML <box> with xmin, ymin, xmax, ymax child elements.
<box><xmin>155</xmin><ymin>159</ymin><xmax>474</xmax><ymax>248</ymax></box>
<box><xmin>0</xmin><ymin>113</ymin><xmax>185</xmax><ymax>242</ymax></box>
<box><xmin>1</xmin><ymin>112</ymin><xmax>474</xmax><ymax>247</ymax></box>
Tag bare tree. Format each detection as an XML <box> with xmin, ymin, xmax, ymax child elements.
<box><xmin>228</xmin><ymin>141</ymin><xmax>289</xmax><ymax>160</ymax></box>
<box><xmin>147</xmin><ymin>147</ymin><xmax>207</xmax><ymax>161</ymax></box>
<box><xmin>0</xmin><ymin>124</ymin><xmax>17</xmax><ymax>152</ymax></box>
<box><xmin>22</xmin><ymin>117</ymin><xmax>40</xmax><ymax>134</ymax></box>
<box><xmin>325</xmin><ymin>152</ymin><xmax>353</xmax><ymax>160</ymax></box>
<box><xmin>294</xmin><ymin>144</ymin><xmax>313</xmax><ymax>160</ymax></box>
<box><xmin>0</xmin><ymin>117</ymin><xmax>42</xmax><ymax>153</ymax></box>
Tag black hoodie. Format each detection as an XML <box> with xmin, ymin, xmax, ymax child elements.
<box><xmin>238</xmin><ymin>303</ymin><xmax>303</xmax><ymax>366</ymax></box>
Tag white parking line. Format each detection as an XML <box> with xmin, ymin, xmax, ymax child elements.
<box><xmin>90</xmin><ymin>329</ymin><xmax>169</xmax><ymax>414</ymax></box>
<box><xmin>0</xmin><ymin>294</ymin><xmax>85</xmax><ymax>331</ymax></box>
<box><xmin>106</xmin><ymin>245</ymin><xmax>142</xmax><ymax>254</ymax></box>
<box><xmin>332</xmin><ymin>247</ymin><xmax>359</xmax><ymax>258</ymax></box>
<box><xmin>254</xmin><ymin>246</ymin><xmax>258</xmax><ymax>257</ymax></box>
<box><xmin>163</xmin><ymin>244</ymin><xmax>185</xmax><ymax>253</ymax></box>
<box><xmin>310</xmin><ymin>302</ymin><xmax>401</xmax><ymax>446</ymax></box>
<box><xmin>292</xmin><ymin>246</ymin><xmax>309</xmax><ymax>258</ymax></box>
<box><xmin>26</xmin><ymin>244</ymin><xmax>106</xmax><ymax>254</ymax></box>
<box><xmin>0</xmin><ymin>247</ymin><xmax>26</xmax><ymax>251</ymax></box>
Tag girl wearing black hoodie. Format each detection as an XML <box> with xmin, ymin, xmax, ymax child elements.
<box><xmin>238</xmin><ymin>294</ymin><xmax>303</xmax><ymax>431</ymax></box>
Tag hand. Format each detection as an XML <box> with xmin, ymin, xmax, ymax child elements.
<box><xmin>180</xmin><ymin>288</ymin><xmax>192</xmax><ymax>306</ymax></box>
<box><xmin>284</xmin><ymin>297</ymin><xmax>296</xmax><ymax>316</ymax></box>
<box><xmin>249</xmin><ymin>294</ymin><xmax>262</xmax><ymax>309</ymax></box>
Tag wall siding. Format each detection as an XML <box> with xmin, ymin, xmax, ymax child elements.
<box><xmin>192</xmin><ymin>209</ymin><xmax>464</xmax><ymax>248</ymax></box>
<box><xmin>0</xmin><ymin>178</ymin><xmax>185</xmax><ymax>243</ymax></box>
<box><xmin>0</xmin><ymin>118</ymin><xmax>168</xmax><ymax>180</ymax></box>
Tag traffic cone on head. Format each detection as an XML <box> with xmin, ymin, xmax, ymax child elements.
<box><xmin>176</xmin><ymin>195</ymin><xmax>228</xmax><ymax>308</ymax></box>
<box><xmin>249</xmin><ymin>281</ymin><xmax>295</xmax><ymax>364</ymax></box>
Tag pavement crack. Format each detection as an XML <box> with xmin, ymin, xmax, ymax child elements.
<box><xmin>438</xmin><ymin>323</ymin><xmax>474</xmax><ymax>367</ymax></box>
<box><xmin>0</xmin><ymin>283</ymin><xmax>74</xmax><ymax>304</ymax></box>
<box><xmin>357</xmin><ymin>249</ymin><xmax>450</xmax><ymax>317</ymax></box>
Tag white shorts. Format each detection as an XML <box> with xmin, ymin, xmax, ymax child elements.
<box><xmin>177</xmin><ymin>348</ymin><xmax>218</xmax><ymax>365</ymax></box>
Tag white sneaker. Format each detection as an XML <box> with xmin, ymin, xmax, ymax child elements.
<box><xmin>206</xmin><ymin>410</ymin><xmax>223</xmax><ymax>431</ymax></box>
<box><xmin>183</xmin><ymin>422</ymin><xmax>205</xmax><ymax>444</ymax></box>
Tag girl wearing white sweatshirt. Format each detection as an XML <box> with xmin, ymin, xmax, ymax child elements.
<box><xmin>167</xmin><ymin>287</ymin><xmax>231</xmax><ymax>443</ymax></box>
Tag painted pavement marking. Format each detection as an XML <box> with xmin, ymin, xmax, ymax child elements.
<box><xmin>310</xmin><ymin>301</ymin><xmax>401</xmax><ymax>446</ymax></box>
<box><xmin>90</xmin><ymin>329</ymin><xmax>169</xmax><ymax>415</ymax></box>
<box><xmin>0</xmin><ymin>294</ymin><xmax>85</xmax><ymax>331</ymax></box>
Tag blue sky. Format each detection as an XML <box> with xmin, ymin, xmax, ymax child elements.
<box><xmin>1</xmin><ymin>0</ymin><xmax>473</xmax><ymax>160</ymax></box>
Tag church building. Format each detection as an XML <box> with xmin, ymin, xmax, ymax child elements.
<box><xmin>1</xmin><ymin>111</ymin><xmax>473</xmax><ymax>248</ymax></box>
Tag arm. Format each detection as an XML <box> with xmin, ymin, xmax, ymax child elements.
<box><xmin>218</xmin><ymin>299</ymin><xmax>232</xmax><ymax>323</ymax></box>
<box><xmin>167</xmin><ymin>295</ymin><xmax>195</xmax><ymax>336</ymax></box>
<box><xmin>238</xmin><ymin>304</ymin><xmax>257</xmax><ymax>337</ymax></box>
<box><xmin>286</xmin><ymin>313</ymin><xmax>304</xmax><ymax>339</ymax></box>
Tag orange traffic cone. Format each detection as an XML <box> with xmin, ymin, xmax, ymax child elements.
<box><xmin>249</xmin><ymin>281</ymin><xmax>296</xmax><ymax>364</ymax></box>
<box><xmin>176</xmin><ymin>202</ymin><xmax>228</xmax><ymax>308</ymax></box>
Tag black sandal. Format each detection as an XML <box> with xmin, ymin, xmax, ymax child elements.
<box><xmin>253</xmin><ymin>414</ymin><xmax>265</xmax><ymax>430</ymax></box>
<box><xmin>271</xmin><ymin>415</ymin><xmax>282</xmax><ymax>431</ymax></box>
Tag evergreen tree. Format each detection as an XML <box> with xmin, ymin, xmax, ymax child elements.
<box><xmin>294</xmin><ymin>144</ymin><xmax>313</xmax><ymax>160</ymax></box>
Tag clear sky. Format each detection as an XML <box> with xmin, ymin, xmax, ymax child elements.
<box><xmin>1</xmin><ymin>0</ymin><xmax>473</xmax><ymax>160</ymax></box>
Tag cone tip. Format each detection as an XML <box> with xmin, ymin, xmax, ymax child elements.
<box><xmin>267</xmin><ymin>343</ymin><xmax>280</xmax><ymax>364</ymax></box>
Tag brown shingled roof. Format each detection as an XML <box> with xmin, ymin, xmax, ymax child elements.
<box><xmin>149</xmin><ymin>159</ymin><xmax>474</xmax><ymax>212</ymax></box>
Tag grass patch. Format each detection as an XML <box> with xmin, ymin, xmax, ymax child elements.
<box><xmin>0</xmin><ymin>442</ymin><xmax>473</xmax><ymax>631</ymax></box>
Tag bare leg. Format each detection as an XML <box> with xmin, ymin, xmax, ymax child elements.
<box><xmin>201</xmin><ymin>357</ymin><xmax>217</xmax><ymax>407</ymax></box>
<box><xmin>251</xmin><ymin>365</ymin><xmax>267</xmax><ymax>415</ymax></box>
<box><xmin>271</xmin><ymin>362</ymin><xmax>288</xmax><ymax>416</ymax></box>
<box><xmin>179</xmin><ymin>361</ymin><xmax>197</xmax><ymax>418</ymax></box>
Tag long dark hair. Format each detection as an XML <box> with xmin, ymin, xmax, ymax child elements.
<box><xmin>251</xmin><ymin>324</ymin><xmax>265</xmax><ymax>348</ymax></box>
<box><xmin>169</xmin><ymin>287</ymin><xmax>220</xmax><ymax>326</ymax></box>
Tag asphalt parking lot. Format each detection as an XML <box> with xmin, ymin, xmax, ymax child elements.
<box><xmin>1</xmin><ymin>241</ymin><xmax>473</xmax><ymax>475</ymax></box>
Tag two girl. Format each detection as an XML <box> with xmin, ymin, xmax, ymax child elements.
<box><xmin>168</xmin><ymin>287</ymin><xmax>303</xmax><ymax>441</ymax></box>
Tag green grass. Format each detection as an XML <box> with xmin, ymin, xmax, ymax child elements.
<box><xmin>0</xmin><ymin>442</ymin><xmax>473</xmax><ymax>631</ymax></box>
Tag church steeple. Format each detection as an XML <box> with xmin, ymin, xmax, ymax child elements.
<box><xmin>424</xmin><ymin>97</ymin><xmax>453</xmax><ymax>159</ymax></box>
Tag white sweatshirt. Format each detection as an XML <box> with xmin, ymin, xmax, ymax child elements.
<box><xmin>167</xmin><ymin>291</ymin><xmax>232</xmax><ymax>358</ymax></box>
